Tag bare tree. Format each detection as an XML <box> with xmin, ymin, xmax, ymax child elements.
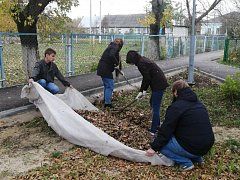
<box><xmin>186</xmin><ymin>0</ymin><xmax>223</xmax><ymax>30</ymax></box>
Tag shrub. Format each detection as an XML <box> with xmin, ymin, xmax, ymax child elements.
<box><xmin>220</xmin><ymin>72</ymin><xmax>240</xmax><ymax>102</ymax></box>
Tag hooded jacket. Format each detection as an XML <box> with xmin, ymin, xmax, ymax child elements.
<box><xmin>136</xmin><ymin>57</ymin><xmax>168</xmax><ymax>92</ymax></box>
<box><xmin>31</xmin><ymin>60</ymin><xmax>70</xmax><ymax>87</ymax></box>
<box><xmin>97</xmin><ymin>42</ymin><xmax>121</xmax><ymax>79</ymax></box>
<box><xmin>151</xmin><ymin>88</ymin><xmax>215</xmax><ymax>156</ymax></box>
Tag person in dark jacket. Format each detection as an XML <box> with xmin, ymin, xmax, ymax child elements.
<box><xmin>146</xmin><ymin>80</ymin><xmax>215</xmax><ymax>171</ymax></box>
<box><xmin>28</xmin><ymin>48</ymin><xmax>72</xmax><ymax>94</ymax></box>
<box><xmin>97</xmin><ymin>38</ymin><xmax>123</xmax><ymax>108</ymax></box>
<box><xmin>126</xmin><ymin>50</ymin><xmax>169</xmax><ymax>134</ymax></box>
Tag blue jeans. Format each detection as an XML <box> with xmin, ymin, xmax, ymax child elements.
<box><xmin>102</xmin><ymin>77</ymin><xmax>114</xmax><ymax>104</ymax></box>
<box><xmin>160</xmin><ymin>137</ymin><xmax>203</xmax><ymax>167</ymax></box>
<box><xmin>38</xmin><ymin>79</ymin><xmax>59</xmax><ymax>94</ymax></box>
<box><xmin>150</xmin><ymin>90</ymin><xmax>164</xmax><ymax>133</ymax></box>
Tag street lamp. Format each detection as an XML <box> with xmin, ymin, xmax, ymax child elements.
<box><xmin>90</xmin><ymin>0</ymin><xmax>92</xmax><ymax>34</ymax></box>
<box><xmin>188</xmin><ymin>0</ymin><xmax>196</xmax><ymax>84</ymax></box>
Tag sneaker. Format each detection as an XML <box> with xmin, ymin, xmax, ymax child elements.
<box><xmin>104</xmin><ymin>104</ymin><xmax>114</xmax><ymax>109</ymax></box>
<box><xmin>181</xmin><ymin>164</ymin><xmax>194</xmax><ymax>171</ymax></box>
<box><xmin>192</xmin><ymin>157</ymin><xmax>204</xmax><ymax>165</ymax></box>
<box><xmin>149</xmin><ymin>132</ymin><xmax>155</xmax><ymax>136</ymax></box>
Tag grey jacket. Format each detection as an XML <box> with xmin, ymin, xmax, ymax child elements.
<box><xmin>31</xmin><ymin>60</ymin><xmax>70</xmax><ymax>87</ymax></box>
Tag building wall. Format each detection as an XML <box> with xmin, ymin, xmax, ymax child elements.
<box><xmin>201</xmin><ymin>22</ymin><xmax>222</xmax><ymax>35</ymax></box>
<box><xmin>105</xmin><ymin>27</ymin><xmax>148</xmax><ymax>34</ymax></box>
<box><xmin>165</xmin><ymin>27</ymin><xmax>189</xmax><ymax>37</ymax></box>
<box><xmin>173</xmin><ymin>27</ymin><xmax>189</xmax><ymax>37</ymax></box>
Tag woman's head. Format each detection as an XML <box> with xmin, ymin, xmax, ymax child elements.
<box><xmin>126</xmin><ymin>50</ymin><xmax>141</xmax><ymax>65</ymax></box>
<box><xmin>113</xmin><ymin>38</ymin><xmax>123</xmax><ymax>49</ymax></box>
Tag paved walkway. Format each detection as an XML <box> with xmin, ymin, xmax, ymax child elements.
<box><xmin>0</xmin><ymin>50</ymin><xmax>239</xmax><ymax>117</ymax></box>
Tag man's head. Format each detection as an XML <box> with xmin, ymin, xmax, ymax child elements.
<box><xmin>126</xmin><ymin>50</ymin><xmax>141</xmax><ymax>65</ymax></box>
<box><xmin>172</xmin><ymin>80</ymin><xmax>189</xmax><ymax>97</ymax></box>
<box><xmin>113</xmin><ymin>38</ymin><xmax>123</xmax><ymax>50</ymax></box>
<box><xmin>44</xmin><ymin>48</ymin><xmax>56</xmax><ymax>63</ymax></box>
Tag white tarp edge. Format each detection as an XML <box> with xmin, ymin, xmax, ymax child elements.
<box><xmin>21</xmin><ymin>82</ymin><xmax>173</xmax><ymax>166</ymax></box>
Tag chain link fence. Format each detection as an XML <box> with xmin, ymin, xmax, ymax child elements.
<box><xmin>223</xmin><ymin>38</ymin><xmax>240</xmax><ymax>64</ymax></box>
<box><xmin>0</xmin><ymin>32</ymin><xmax>225</xmax><ymax>88</ymax></box>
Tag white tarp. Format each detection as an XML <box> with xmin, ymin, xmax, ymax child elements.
<box><xmin>21</xmin><ymin>82</ymin><xmax>173</xmax><ymax>166</ymax></box>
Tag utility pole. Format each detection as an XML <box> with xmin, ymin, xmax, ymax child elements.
<box><xmin>99</xmin><ymin>0</ymin><xmax>102</xmax><ymax>43</ymax></box>
<box><xmin>90</xmin><ymin>0</ymin><xmax>92</xmax><ymax>34</ymax></box>
<box><xmin>187</xmin><ymin>0</ymin><xmax>196</xmax><ymax>84</ymax></box>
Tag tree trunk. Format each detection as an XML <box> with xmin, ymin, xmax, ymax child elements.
<box><xmin>16</xmin><ymin>16</ymin><xmax>39</xmax><ymax>81</ymax></box>
<box><xmin>147</xmin><ymin>0</ymin><xmax>164</xmax><ymax>61</ymax></box>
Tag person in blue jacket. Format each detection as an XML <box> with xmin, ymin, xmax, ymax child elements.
<box><xmin>146</xmin><ymin>80</ymin><xmax>215</xmax><ymax>171</ymax></box>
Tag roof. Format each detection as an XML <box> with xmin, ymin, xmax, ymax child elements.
<box><xmin>203</xmin><ymin>11</ymin><xmax>240</xmax><ymax>23</ymax></box>
<box><xmin>101</xmin><ymin>14</ymin><xmax>146</xmax><ymax>28</ymax></box>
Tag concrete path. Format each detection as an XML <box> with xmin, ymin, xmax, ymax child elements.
<box><xmin>0</xmin><ymin>50</ymin><xmax>239</xmax><ymax>118</ymax></box>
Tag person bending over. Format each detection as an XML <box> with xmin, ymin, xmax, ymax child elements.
<box><xmin>126</xmin><ymin>50</ymin><xmax>168</xmax><ymax>135</ymax></box>
<box><xmin>97</xmin><ymin>38</ymin><xmax>123</xmax><ymax>109</ymax></box>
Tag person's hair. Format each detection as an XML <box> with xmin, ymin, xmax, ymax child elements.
<box><xmin>126</xmin><ymin>50</ymin><xmax>140</xmax><ymax>64</ymax></box>
<box><xmin>113</xmin><ymin>38</ymin><xmax>123</xmax><ymax>46</ymax></box>
<box><xmin>172</xmin><ymin>80</ymin><xmax>189</xmax><ymax>93</ymax></box>
<box><xmin>44</xmin><ymin>48</ymin><xmax>56</xmax><ymax>57</ymax></box>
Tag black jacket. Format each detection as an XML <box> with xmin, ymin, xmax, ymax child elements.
<box><xmin>97</xmin><ymin>42</ymin><xmax>121</xmax><ymax>79</ymax></box>
<box><xmin>151</xmin><ymin>88</ymin><xmax>215</xmax><ymax>156</ymax></box>
<box><xmin>136</xmin><ymin>57</ymin><xmax>169</xmax><ymax>92</ymax></box>
<box><xmin>31</xmin><ymin>60</ymin><xmax>70</xmax><ymax>87</ymax></box>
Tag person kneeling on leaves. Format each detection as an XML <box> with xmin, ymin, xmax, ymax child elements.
<box><xmin>146</xmin><ymin>80</ymin><xmax>215</xmax><ymax>171</ymax></box>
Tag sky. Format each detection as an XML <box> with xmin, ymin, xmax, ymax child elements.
<box><xmin>67</xmin><ymin>0</ymin><xmax>236</xmax><ymax>27</ymax></box>
<box><xmin>68</xmin><ymin>0</ymin><xmax>149</xmax><ymax>19</ymax></box>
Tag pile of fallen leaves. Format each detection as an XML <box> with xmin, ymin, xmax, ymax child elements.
<box><xmin>76</xmin><ymin>107</ymin><xmax>152</xmax><ymax>150</ymax></box>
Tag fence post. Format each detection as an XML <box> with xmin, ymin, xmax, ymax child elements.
<box><xmin>211</xmin><ymin>36</ymin><xmax>215</xmax><ymax>51</ymax></box>
<box><xmin>0</xmin><ymin>34</ymin><xmax>5</xmax><ymax>88</ymax></box>
<box><xmin>223</xmin><ymin>38</ymin><xmax>229</xmax><ymax>62</ymax></box>
<box><xmin>65</xmin><ymin>33</ymin><xmax>73</xmax><ymax>76</ymax></box>
<box><xmin>141</xmin><ymin>34</ymin><xmax>145</xmax><ymax>56</ymax></box>
<box><xmin>203</xmin><ymin>36</ymin><xmax>207</xmax><ymax>52</ymax></box>
<box><xmin>178</xmin><ymin>37</ymin><xmax>181</xmax><ymax>57</ymax></box>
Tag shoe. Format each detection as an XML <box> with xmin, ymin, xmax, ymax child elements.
<box><xmin>104</xmin><ymin>104</ymin><xmax>114</xmax><ymax>109</ymax></box>
<box><xmin>181</xmin><ymin>164</ymin><xmax>194</xmax><ymax>171</ymax></box>
<box><xmin>149</xmin><ymin>132</ymin><xmax>155</xmax><ymax>136</ymax></box>
<box><xmin>192</xmin><ymin>157</ymin><xmax>204</xmax><ymax>165</ymax></box>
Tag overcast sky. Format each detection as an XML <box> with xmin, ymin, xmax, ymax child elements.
<box><xmin>67</xmin><ymin>0</ymin><xmax>235</xmax><ymax>26</ymax></box>
<box><xmin>68</xmin><ymin>0</ymin><xmax>150</xmax><ymax>19</ymax></box>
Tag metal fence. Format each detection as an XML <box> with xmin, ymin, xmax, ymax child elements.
<box><xmin>223</xmin><ymin>38</ymin><xmax>240</xmax><ymax>63</ymax></box>
<box><xmin>0</xmin><ymin>32</ymin><xmax>225</xmax><ymax>88</ymax></box>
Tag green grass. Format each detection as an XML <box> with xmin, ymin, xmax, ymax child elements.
<box><xmin>220</xmin><ymin>59</ymin><xmax>240</xmax><ymax>68</ymax></box>
<box><xmin>2</xmin><ymin>40</ymin><xmax>141</xmax><ymax>86</ymax></box>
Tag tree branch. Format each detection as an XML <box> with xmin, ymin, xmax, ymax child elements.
<box><xmin>195</xmin><ymin>0</ymin><xmax>222</xmax><ymax>24</ymax></box>
<box><xmin>186</xmin><ymin>0</ymin><xmax>191</xmax><ymax>21</ymax></box>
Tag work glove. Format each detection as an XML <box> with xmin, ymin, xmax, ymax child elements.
<box><xmin>135</xmin><ymin>91</ymin><xmax>146</xmax><ymax>100</ymax></box>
